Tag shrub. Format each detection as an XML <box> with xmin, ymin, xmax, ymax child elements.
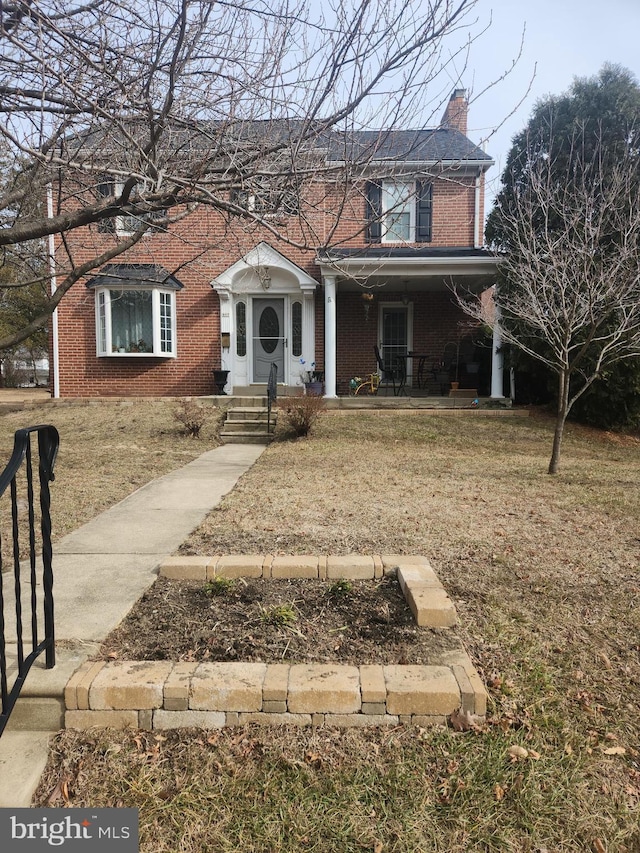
<box><xmin>276</xmin><ymin>394</ymin><xmax>325</xmax><ymax>437</ymax></box>
<box><xmin>173</xmin><ymin>399</ymin><xmax>210</xmax><ymax>438</ymax></box>
<box><xmin>570</xmin><ymin>358</ymin><xmax>640</xmax><ymax>431</ymax></box>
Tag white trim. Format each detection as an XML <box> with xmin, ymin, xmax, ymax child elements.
<box><xmin>318</xmin><ymin>255</ymin><xmax>499</xmax><ymax>279</ymax></box>
<box><xmin>94</xmin><ymin>285</ymin><xmax>177</xmax><ymax>358</ymax></box>
<box><xmin>211</xmin><ymin>243</ymin><xmax>318</xmax><ymax>391</ymax></box>
<box><xmin>46</xmin><ymin>183</ymin><xmax>60</xmax><ymax>398</ymax></box>
<box><xmin>474</xmin><ymin>171</ymin><xmax>481</xmax><ymax>249</ymax></box>
<box><xmin>325</xmin><ymin>159</ymin><xmax>495</xmax><ymax>171</ymax></box>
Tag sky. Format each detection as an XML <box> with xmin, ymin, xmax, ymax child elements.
<box><xmin>457</xmin><ymin>0</ymin><xmax>640</xmax><ymax>211</ymax></box>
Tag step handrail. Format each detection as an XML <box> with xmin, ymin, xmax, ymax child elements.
<box><xmin>267</xmin><ymin>362</ymin><xmax>278</xmax><ymax>433</ymax></box>
<box><xmin>0</xmin><ymin>425</ymin><xmax>59</xmax><ymax>737</ymax></box>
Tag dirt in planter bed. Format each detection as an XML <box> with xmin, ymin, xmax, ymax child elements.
<box><xmin>99</xmin><ymin>575</ymin><xmax>462</xmax><ymax>666</ymax></box>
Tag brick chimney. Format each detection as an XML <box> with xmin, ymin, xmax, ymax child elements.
<box><xmin>441</xmin><ymin>88</ymin><xmax>468</xmax><ymax>135</ymax></box>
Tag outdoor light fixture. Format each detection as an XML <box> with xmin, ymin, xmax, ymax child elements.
<box><xmin>362</xmin><ymin>290</ymin><xmax>374</xmax><ymax>321</ymax></box>
<box><xmin>258</xmin><ymin>265</ymin><xmax>271</xmax><ymax>290</ymax></box>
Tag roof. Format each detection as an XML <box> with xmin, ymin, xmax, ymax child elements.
<box><xmin>85</xmin><ymin>264</ymin><xmax>184</xmax><ymax>290</ymax></box>
<box><xmin>326</xmin><ymin>129</ymin><xmax>492</xmax><ymax>165</ymax></box>
<box><xmin>319</xmin><ymin>246</ymin><xmax>496</xmax><ymax>261</ymax></box>
<box><xmin>70</xmin><ymin>121</ymin><xmax>492</xmax><ymax>169</ymax></box>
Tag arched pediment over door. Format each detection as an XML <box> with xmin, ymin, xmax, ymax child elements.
<box><xmin>211</xmin><ymin>242</ymin><xmax>318</xmax><ymax>391</ymax></box>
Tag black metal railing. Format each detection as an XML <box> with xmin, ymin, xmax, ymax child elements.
<box><xmin>0</xmin><ymin>425</ymin><xmax>59</xmax><ymax>738</ymax></box>
<box><xmin>267</xmin><ymin>362</ymin><xmax>278</xmax><ymax>434</ymax></box>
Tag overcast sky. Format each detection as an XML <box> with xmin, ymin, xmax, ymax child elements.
<box><xmin>458</xmin><ymin>0</ymin><xmax>640</xmax><ymax>210</ymax></box>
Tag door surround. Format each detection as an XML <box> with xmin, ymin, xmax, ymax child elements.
<box><xmin>211</xmin><ymin>242</ymin><xmax>317</xmax><ymax>392</ymax></box>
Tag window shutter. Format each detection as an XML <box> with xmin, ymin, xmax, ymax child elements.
<box><xmin>97</xmin><ymin>176</ymin><xmax>116</xmax><ymax>233</ymax></box>
<box><xmin>365</xmin><ymin>181</ymin><xmax>382</xmax><ymax>243</ymax></box>
<box><xmin>416</xmin><ymin>180</ymin><xmax>432</xmax><ymax>242</ymax></box>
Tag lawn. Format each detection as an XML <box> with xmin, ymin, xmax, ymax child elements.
<box><xmin>3</xmin><ymin>400</ymin><xmax>639</xmax><ymax>851</ymax></box>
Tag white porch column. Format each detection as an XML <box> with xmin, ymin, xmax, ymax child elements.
<box><xmin>323</xmin><ymin>274</ymin><xmax>337</xmax><ymax>398</ymax></box>
<box><xmin>216</xmin><ymin>287</ymin><xmax>233</xmax><ymax>375</ymax></box>
<box><xmin>490</xmin><ymin>302</ymin><xmax>505</xmax><ymax>399</ymax></box>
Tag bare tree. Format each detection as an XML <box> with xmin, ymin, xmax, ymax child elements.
<box><xmin>0</xmin><ymin>0</ymin><xmax>495</xmax><ymax>351</ymax></box>
<box><xmin>459</xmin><ymin>136</ymin><xmax>640</xmax><ymax>473</ymax></box>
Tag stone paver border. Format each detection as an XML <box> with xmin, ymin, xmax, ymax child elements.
<box><xmin>159</xmin><ymin>554</ymin><xmax>458</xmax><ymax>628</ymax></box>
<box><xmin>64</xmin><ymin>556</ymin><xmax>487</xmax><ymax>730</ymax></box>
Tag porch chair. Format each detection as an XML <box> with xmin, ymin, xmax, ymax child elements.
<box><xmin>374</xmin><ymin>344</ymin><xmax>404</xmax><ymax>396</ymax></box>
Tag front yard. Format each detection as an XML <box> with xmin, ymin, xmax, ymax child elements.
<box><xmin>3</xmin><ymin>400</ymin><xmax>639</xmax><ymax>851</ymax></box>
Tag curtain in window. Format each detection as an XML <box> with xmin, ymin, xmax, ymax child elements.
<box><xmin>110</xmin><ymin>290</ymin><xmax>153</xmax><ymax>352</ymax></box>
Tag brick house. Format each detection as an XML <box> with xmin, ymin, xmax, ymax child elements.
<box><xmin>51</xmin><ymin>90</ymin><xmax>499</xmax><ymax>399</ymax></box>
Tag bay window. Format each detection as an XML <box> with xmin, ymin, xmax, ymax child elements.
<box><xmin>88</xmin><ymin>264</ymin><xmax>182</xmax><ymax>357</ymax></box>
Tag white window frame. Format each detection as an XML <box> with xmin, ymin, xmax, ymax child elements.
<box><xmin>95</xmin><ymin>285</ymin><xmax>177</xmax><ymax>357</ymax></box>
<box><xmin>98</xmin><ymin>178</ymin><xmax>164</xmax><ymax>236</ymax></box>
<box><xmin>381</xmin><ymin>180</ymin><xmax>415</xmax><ymax>243</ymax></box>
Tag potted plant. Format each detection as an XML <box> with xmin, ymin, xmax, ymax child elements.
<box><xmin>299</xmin><ymin>359</ymin><xmax>323</xmax><ymax>395</ymax></box>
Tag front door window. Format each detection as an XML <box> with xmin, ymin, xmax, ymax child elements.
<box><xmin>252</xmin><ymin>298</ymin><xmax>285</xmax><ymax>381</ymax></box>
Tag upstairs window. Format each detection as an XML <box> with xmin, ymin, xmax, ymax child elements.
<box><xmin>87</xmin><ymin>264</ymin><xmax>182</xmax><ymax>357</ymax></box>
<box><xmin>96</xmin><ymin>177</ymin><xmax>166</xmax><ymax>235</ymax></box>
<box><xmin>365</xmin><ymin>180</ymin><xmax>432</xmax><ymax>244</ymax></box>
<box><xmin>231</xmin><ymin>177</ymin><xmax>299</xmax><ymax>217</ymax></box>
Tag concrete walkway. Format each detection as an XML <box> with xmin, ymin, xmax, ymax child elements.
<box><xmin>0</xmin><ymin>442</ymin><xmax>264</xmax><ymax>807</ymax></box>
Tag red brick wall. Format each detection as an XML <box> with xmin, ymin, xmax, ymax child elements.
<box><xmin>54</xmin><ymin>170</ymin><xmax>483</xmax><ymax>397</ymax></box>
<box><xmin>334</xmin><ymin>291</ymin><xmax>471</xmax><ymax>391</ymax></box>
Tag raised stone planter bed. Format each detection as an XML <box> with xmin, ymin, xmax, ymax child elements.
<box><xmin>64</xmin><ymin>556</ymin><xmax>487</xmax><ymax>730</ymax></box>
<box><xmin>158</xmin><ymin>554</ymin><xmax>458</xmax><ymax>628</ymax></box>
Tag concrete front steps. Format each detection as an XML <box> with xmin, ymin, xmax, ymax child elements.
<box><xmin>64</xmin><ymin>555</ymin><xmax>488</xmax><ymax>731</ymax></box>
<box><xmin>218</xmin><ymin>395</ymin><xmax>276</xmax><ymax>444</ymax></box>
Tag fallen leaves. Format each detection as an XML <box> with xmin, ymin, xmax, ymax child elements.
<box><xmin>602</xmin><ymin>746</ymin><xmax>626</xmax><ymax>756</ymax></box>
<box><xmin>507</xmin><ymin>744</ymin><xmax>540</xmax><ymax>762</ymax></box>
<box><xmin>449</xmin><ymin>708</ymin><xmax>484</xmax><ymax>732</ymax></box>
<box><xmin>46</xmin><ymin>774</ymin><xmax>73</xmax><ymax>806</ymax></box>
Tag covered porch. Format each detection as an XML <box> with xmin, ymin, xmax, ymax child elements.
<box><xmin>317</xmin><ymin>247</ymin><xmax>504</xmax><ymax>400</ymax></box>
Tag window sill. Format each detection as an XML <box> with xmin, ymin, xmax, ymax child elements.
<box><xmin>101</xmin><ymin>352</ymin><xmax>176</xmax><ymax>358</ymax></box>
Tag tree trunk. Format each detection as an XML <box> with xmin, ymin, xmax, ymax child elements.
<box><xmin>548</xmin><ymin>370</ymin><xmax>570</xmax><ymax>474</ymax></box>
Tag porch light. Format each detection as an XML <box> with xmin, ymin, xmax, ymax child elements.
<box><xmin>362</xmin><ymin>290</ymin><xmax>374</xmax><ymax>321</ymax></box>
<box><xmin>258</xmin><ymin>265</ymin><xmax>271</xmax><ymax>290</ymax></box>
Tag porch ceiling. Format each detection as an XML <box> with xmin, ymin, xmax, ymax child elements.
<box><xmin>317</xmin><ymin>247</ymin><xmax>498</xmax><ymax>294</ymax></box>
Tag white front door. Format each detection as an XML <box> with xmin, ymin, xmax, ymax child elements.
<box><xmin>252</xmin><ymin>298</ymin><xmax>285</xmax><ymax>382</ymax></box>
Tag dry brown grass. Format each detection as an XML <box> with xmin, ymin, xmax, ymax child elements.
<box><xmin>17</xmin><ymin>404</ymin><xmax>640</xmax><ymax>851</ymax></box>
<box><xmin>0</xmin><ymin>398</ymin><xmax>224</xmax><ymax>540</ymax></box>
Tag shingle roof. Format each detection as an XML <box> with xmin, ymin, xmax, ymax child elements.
<box><xmin>326</xmin><ymin>128</ymin><xmax>492</xmax><ymax>164</ymax></box>
<box><xmin>71</xmin><ymin>121</ymin><xmax>492</xmax><ymax>167</ymax></box>
<box><xmin>319</xmin><ymin>246</ymin><xmax>495</xmax><ymax>261</ymax></box>
<box><xmin>85</xmin><ymin>264</ymin><xmax>184</xmax><ymax>289</ymax></box>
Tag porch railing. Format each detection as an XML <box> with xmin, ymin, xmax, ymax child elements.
<box><xmin>0</xmin><ymin>425</ymin><xmax>59</xmax><ymax>738</ymax></box>
<box><xmin>267</xmin><ymin>361</ymin><xmax>278</xmax><ymax>434</ymax></box>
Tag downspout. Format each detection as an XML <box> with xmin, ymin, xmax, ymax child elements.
<box><xmin>46</xmin><ymin>183</ymin><xmax>60</xmax><ymax>398</ymax></box>
<box><xmin>474</xmin><ymin>170</ymin><xmax>481</xmax><ymax>249</ymax></box>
